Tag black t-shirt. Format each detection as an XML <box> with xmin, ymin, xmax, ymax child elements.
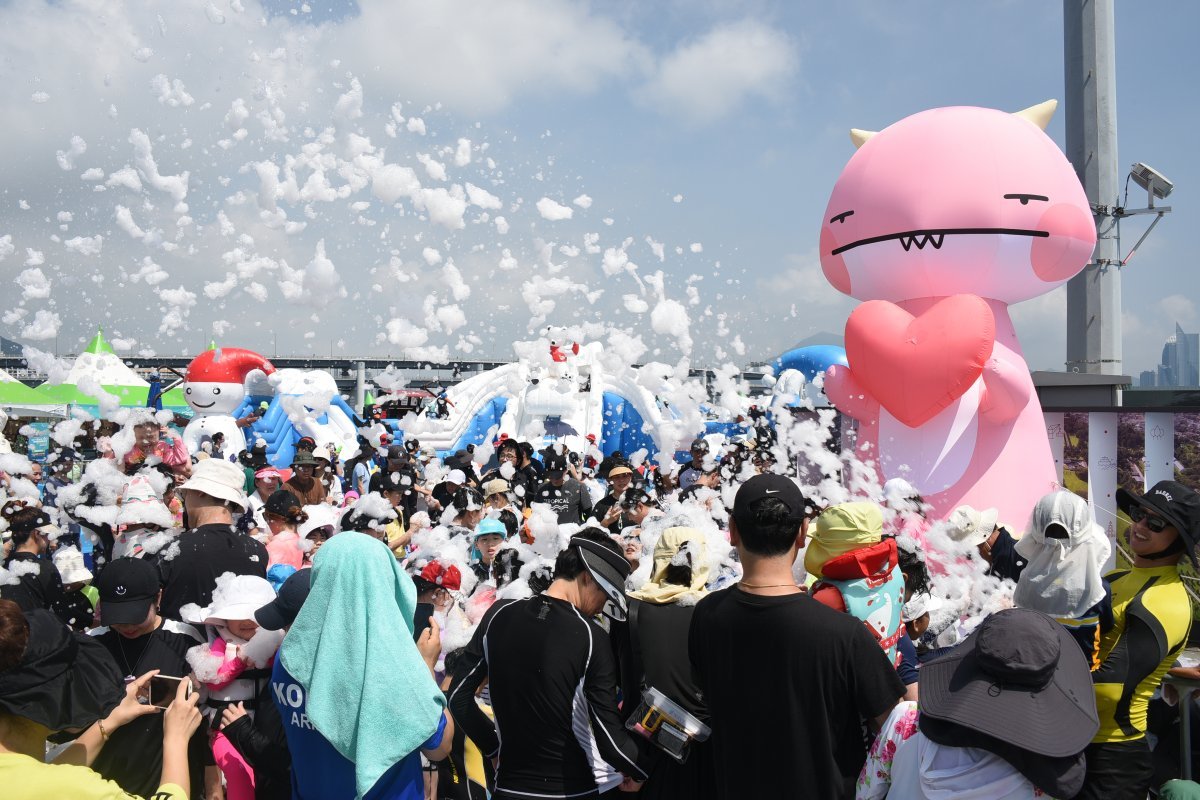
<box><xmin>448</xmin><ymin>596</ymin><xmax>648</xmax><ymax>799</ymax></box>
<box><xmin>155</xmin><ymin>523</ymin><xmax>268</xmax><ymax>620</ymax></box>
<box><xmin>590</xmin><ymin>494</ymin><xmax>622</xmax><ymax>534</ymax></box>
<box><xmin>616</xmin><ymin>599</ymin><xmax>707</xmax><ymax>720</ymax></box>
<box><xmin>689</xmin><ymin>586</ymin><xmax>904</xmax><ymax>800</ymax></box>
<box><xmin>432</xmin><ymin>481</ymin><xmax>458</xmax><ymax>511</ymax></box>
<box><xmin>89</xmin><ymin>619</ymin><xmax>211</xmax><ymax>799</ymax></box>
<box><xmin>529</xmin><ymin>478</ymin><xmax>592</xmax><ymax>525</ymax></box>
<box><xmin>0</xmin><ymin>551</ymin><xmax>63</xmax><ymax>612</ymax></box>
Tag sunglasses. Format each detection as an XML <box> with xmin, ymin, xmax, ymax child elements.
<box><xmin>1129</xmin><ymin>505</ymin><xmax>1171</xmax><ymax>533</ymax></box>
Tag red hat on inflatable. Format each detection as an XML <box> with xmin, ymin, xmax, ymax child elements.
<box><xmin>185</xmin><ymin>347</ymin><xmax>275</xmax><ymax>386</ymax></box>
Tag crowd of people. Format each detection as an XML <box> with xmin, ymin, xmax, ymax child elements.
<box><xmin>1</xmin><ymin>411</ymin><xmax>1200</xmax><ymax>800</ymax></box>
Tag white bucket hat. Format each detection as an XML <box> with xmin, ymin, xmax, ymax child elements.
<box><xmin>299</xmin><ymin>503</ymin><xmax>341</xmax><ymax>538</ymax></box>
<box><xmin>179</xmin><ymin>458</ymin><xmax>249</xmax><ymax>510</ymax></box>
<box><xmin>946</xmin><ymin>504</ymin><xmax>1000</xmax><ymax>547</ymax></box>
<box><xmin>52</xmin><ymin>545</ymin><xmax>93</xmax><ymax>584</ymax></box>
<box><xmin>199</xmin><ymin>574</ymin><xmax>277</xmax><ymax>625</ymax></box>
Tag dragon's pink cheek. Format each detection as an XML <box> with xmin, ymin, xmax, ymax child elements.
<box><xmin>1032</xmin><ymin>204</ymin><xmax>1096</xmax><ymax>282</ymax></box>
<box><xmin>820</xmin><ymin>225</ymin><xmax>852</xmax><ymax>294</ymax></box>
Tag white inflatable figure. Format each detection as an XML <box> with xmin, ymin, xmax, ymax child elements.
<box><xmin>773</xmin><ymin>369</ymin><xmax>807</xmax><ymax>404</ymax></box>
<box><xmin>272</xmin><ymin>369</ymin><xmax>361</xmax><ymax>461</ymax></box>
<box><xmin>545</xmin><ymin>325</ymin><xmax>582</xmax><ymax>384</ymax></box>
<box><xmin>181</xmin><ymin>347</ymin><xmax>275</xmax><ymax>460</ymax></box>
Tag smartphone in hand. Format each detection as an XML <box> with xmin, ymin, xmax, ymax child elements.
<box><xmin>138</xmin><ymin>675</ymin><xmax>191</xmax><ymax>709</ymax></box>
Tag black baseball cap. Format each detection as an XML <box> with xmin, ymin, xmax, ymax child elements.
<box><xmin>264</xmin><ymin>489</ymin><xmax>302</xmax><ymax>518</ymax></box>
<box><xmin>1117</xmin><ymin>480</ymin><xmax>1200</xmax><ymax>566</ymax></box>
<box><xmin>255</xmin><ymin>568</ymin><xmax>313</xmax><ymax>631</ymax></box>
<box><xmin>94</xmin><ymin>558</ymin><xmax>161</xmax><ymax>625</ymax></box>
<box><xmin>386</xmin><ymin>445</ymin><xmax>410</xmax><ymax>462</ymax></box>
<box><xmin>731</xmin><ymin>473</ymin><xmax>808</xmax><ymax>532</ymax></box>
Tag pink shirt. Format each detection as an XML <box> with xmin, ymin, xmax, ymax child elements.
<box><xmin>266</xmin><ymin>531</ymin><xmax>304</xmax><ymax>570</ymax></box>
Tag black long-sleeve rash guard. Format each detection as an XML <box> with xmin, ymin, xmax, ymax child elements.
<box><xmin>448</xmin><ymin>595</ymin><xmax>648</xmax><ymax>800</ymax></box>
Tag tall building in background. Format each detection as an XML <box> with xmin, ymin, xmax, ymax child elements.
<box><xmin>1156</xmin><ymin>323</ymin><xmax>1200</xmax><ymax>387</ymax></box>
<box><xmin>1138</xmin><ymin>370</ymin><xmax>1157</xmax><ymax>388</ymax></box>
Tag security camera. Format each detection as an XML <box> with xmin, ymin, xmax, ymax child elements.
<box><xmin>1130</xmin><ymin>162</ymin><xmax>1174</xmax><ymax>200</ymax></box>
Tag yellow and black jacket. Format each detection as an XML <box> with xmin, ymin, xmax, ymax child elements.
<box><xmin>1092</xmin><ymin>565</ymin><xmax>1192</xmax><ymax>743</ymax></box>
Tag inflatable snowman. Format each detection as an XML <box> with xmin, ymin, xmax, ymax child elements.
<box><xmin>181</xmin><ymin>347</ymin><xmax>275</xmax><ymax>460</ymax></box>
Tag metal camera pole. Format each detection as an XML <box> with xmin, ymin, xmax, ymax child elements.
<box><xmin>1064</xmin><ymin>0</ymin><xmax>1122</xmax><ymax>377</ymax></box>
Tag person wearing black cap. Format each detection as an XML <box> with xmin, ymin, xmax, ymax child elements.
<box><xmin>1076</xmin><ymin>480</ymin><xmax>1200</xmax><ymax>800</ymax></box>
<box><xmin>262</xmin><ymin>489</ymin><xmax>308</xmax><ymax>570</ymax></box>
<box><xmin>0</xmin><ymin>599</ymin><xmax>203</xmax><ymax>800</ymax></box>
<box><xmin>87</xmin><ymin>558</ymin><xmax>213</xmax><ymax>800</ymax></box>
<box><xmin>688</xmin><ymin>474</ymin><xmax>904</xmax><ymax>800</ymax></box>
<box><xmin>874</xmin><ymin>607</ymin><xmax>1100</xmax><ymax>798</ymax></box>
<box><xmin>448</xmin><ymin>529</ymin><xmax>650</xmax><ymax>798</ymax></box>
<box><xmin>530</xmin><ymin>452</ymin><xmax>593</xmax><ymax>525</ymax></box>
<box><xmin>0</xmin><ymin>500</ymin><xmax>63</xmax><ymax>614</ymax></box>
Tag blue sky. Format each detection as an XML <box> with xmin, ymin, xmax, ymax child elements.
<box><xmin>0</xmin><ymin>1</ymin><xmax>1194</xmax><ymax>376</ymax></box>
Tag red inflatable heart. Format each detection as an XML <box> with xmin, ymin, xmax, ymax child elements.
<box><xmin>844</xmin><ymin>295</ymin><xmax>995</xmax><ymax>428</ymax></box>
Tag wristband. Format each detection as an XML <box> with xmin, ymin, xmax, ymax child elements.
<box><xmin>98</xmin><ymin>719</ymin><xmax>111</xmax><ymax>741</ymax></box>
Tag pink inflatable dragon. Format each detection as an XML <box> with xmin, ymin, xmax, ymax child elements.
<box><xmin>820</xmin><ymin>101</ymin><xmax>1096</xmax><ymax>528</ymax></box>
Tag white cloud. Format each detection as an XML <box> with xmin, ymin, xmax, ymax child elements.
<box><xmin>1009</xmin><ymin>287</ymin><xmax>1069</xmax><ymax>372</ymax></box>
<box><xmin>465</xmin><ymin>183</ymin><xmax>502</xmax><ymax>210</ymax></box>
<box><xmin>17</xmin><ymin>267</ymin><xmax>51</xmax><ymax>300</ymax></box>
<box><xmin>536</xmin><ymin>197</ymin><xmax>573</xmax><ymax>221</ymax></box>
<box><xmin>1160</xmin><ymin>294</ymin><xmax>1197</xmax><ymax>324</ymax></box>
<box><xmin>638</xmin><ymin>19</ymin><xmax>799</xmax><ymax>123</ymax></box>
<box><xmin>332</xmin><ymin>0</ymin><xmax>648</xmax><ymax>114</ymax></box>
<box><xmin>21</xmin><ymin>309</ymin><xmax>61</xmax><ymax>341</ymax></box>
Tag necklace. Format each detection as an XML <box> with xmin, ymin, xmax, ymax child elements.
<box><xmin>738</xmin><ymin>581</ymin><xmax>799</xmax><ymax>589</ymax></box>
<box><xmin>114</xmin><ymin>625</ymin><xmax>157</xmax><ymax>683</ymax></box>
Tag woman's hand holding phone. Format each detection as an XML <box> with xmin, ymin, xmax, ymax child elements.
<box><xmin>109</xmin><ymin>670</ymin><xmax>166</xmax><ymax>729</ymax></box>
<box><xmin>162</xmin><ymin>679</ymin><xmax>202</xmax><ymax>745</ymax></box>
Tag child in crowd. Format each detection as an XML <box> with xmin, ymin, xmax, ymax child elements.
<box><xmin>112</xmin><ymin>475</ymin><xmax>176</xmax><ymax>559</ymax></box>
<box><xmin>185</xmin><ymin>575</ymin><xmax>285</xmax><ymax>800</ymax></box>
<box><xmin>469</xmin><ymin>518</ymin><xmax>508</xmax><ymax>583</ymax></box>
